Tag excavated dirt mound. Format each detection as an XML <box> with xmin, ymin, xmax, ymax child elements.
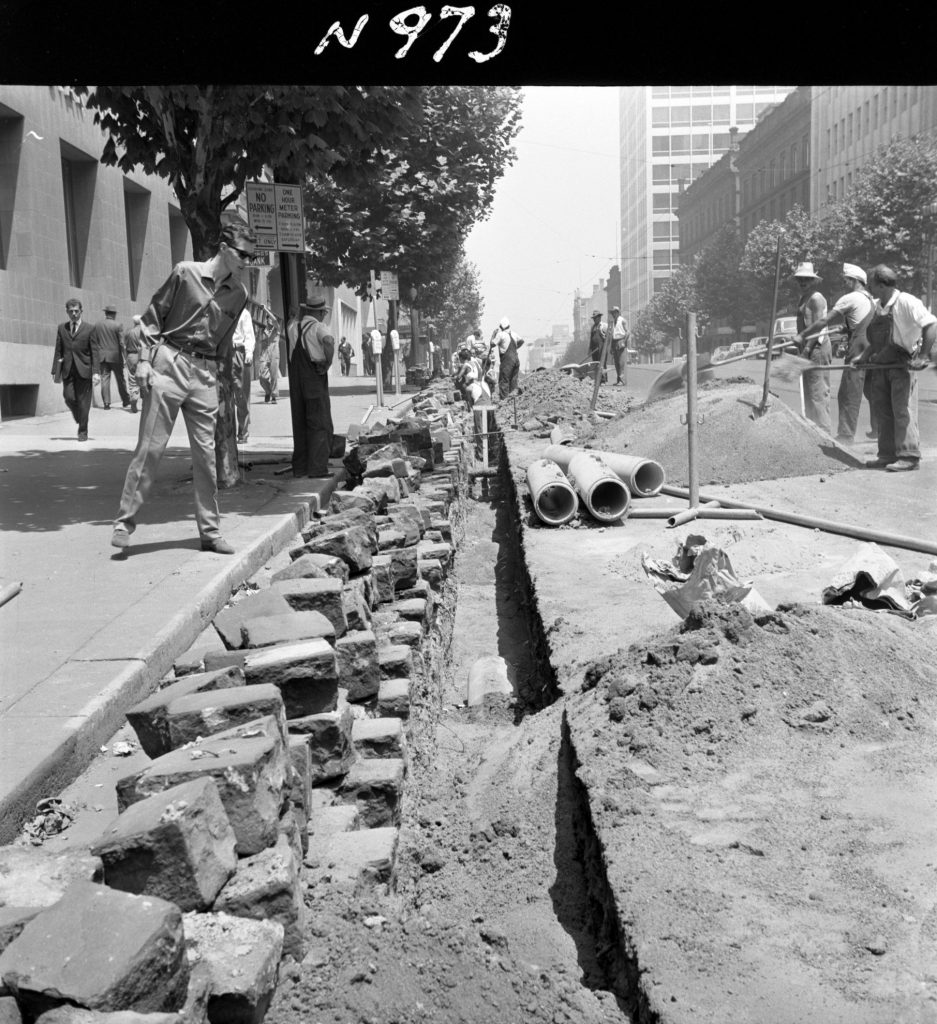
<box><xmin>511</xmin><ymin>369</ymin><xmax>635</xmax><ymax>424</ymax></box>
<box><xmin>565</xmin><ymin>601</ymin><xmax>937</xmax><ymax>1023</ymax></box>
<box><xmin>583</xmin><ymin>382</ymin><xmax>861</xmax><ymax>486</ymax></box>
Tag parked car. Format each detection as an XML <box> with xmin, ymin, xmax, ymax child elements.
<box><xmin>726</xmin><ymin>342</ymin><xmax>746</xmax><ymax>359</ymax></box>
<box><xmin>746</xmin><ymin>336</ymin><xmax>768</xmax><ymax>355</ymax></box>
<box><xmin>711</xmin><ymin>346</ymin><xmax>729</xmax><ymax>363</ymax></box>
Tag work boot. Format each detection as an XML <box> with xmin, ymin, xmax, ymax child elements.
<box><xmin>264</xmin><ymin>393</ymin><xmax>271</xmax><ymax>403</ymax></box>
<box><xmin>111</xmin><ymin>525</ymin><xmax>130</xmax><ymax>549</ymax></box>
<box><xmin>885</xmin><ymin>457</ymin><xmax>919</xmax><ymax>472</ymax></box>
<box><xmin>130</xmin><ymin>400</ymin><xmax>138</xmax><ymax>413</ymax></box>
<box><xmin>200</xmin><ymin>537</ymin><xmax>235</xmax><ymax>554</ymax></box>
<box><xmin>78</xmin><ymin>430</ymin><xmax>88</xmax><ymax>442</ymax></box>
<box><xmin>864</xmin><ymin>457</ymin><xmax>895</xmax><ymax>469</ymax></box>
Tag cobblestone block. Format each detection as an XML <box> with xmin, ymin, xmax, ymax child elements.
<box><xmin>337</xmin><ymin>759</ymin><xmax>405</xmax><ymax>827</ymax></box>
<box><xmin>329</xmin><ymin>490</ymin><xmax>377</xmax><ymax>516</ymax></box>
<box><xmin>335</xmin><ymin>630</ymin><xmax>380</xmax><ymax>703</ymax></box>
<box><xmin>212</xmin><ymin>591</ymin><xmax>293</xmax><ymax>650</ymax></box>
<box><xmin>279</xmin><ymin>805</ymin><xmax>305</xmax><ymax>863</ymax></box>
<box><xmin>428</xmin><ymin>517</ymin><xmax>453</xmax><ymax>542</ymax></box>
<box><xmin>316</xmin><ymin>829</ymin><xmax>398</xmax><ymax>891</ymax></box>
<box><xmin>117</xmin><ymin>721</ymin><xmax>287</xmax><ymax>857</ymax></box>
<box><xmin>359</xmin><ymin>476</ymin><xmax>400</xmax><ymax>505</ymax></box>
<box><xmin>201</xmin><ymin>651</ymin><xmax>249</xmax><ymax>674</ymax></box>
<box><xmin>391</xmin><ymin>598</ymin><xmax>429</xmax><ymax>626</ymax></box>
<box><xmin>376</xmin><ymin>679</ymin><xmax>410</xmax><ymax>719</ymax></box>
<box><xmin>273</xmin><ymin>552</ymin><xmax>348</xmax><ymax>584</ymax></box>
<box><xmin>350</xmin><ymin>485</ymin><xmax>387</xmax><ymax>514</ymax></box>
<box><xmin>378</xmin><ymin>646</ymin><xmax>412</xmax><ymax>680</ymax></box>
<box><xmin>126</xmin><ymin>667</ymin><xmax>245</xmax><ymax>759</ymax></box>
<box><xmin>388</xmin><ymin>621</ymin><xmax>423</xmax><ymax>649</ymax></box>
<box><xmin>242</xmin><ymin>611</ymin><xmax>335</xmax><ymax>649</ymax></box>
<box><xmin>351</xmin><ymin>718</ymin><xmax>407</xmax><ymax>761</ymax></box>
<box><xmin>377</xmin><ymin>528</ymin><xmax>407</xmax><ymax>551</ymax></box>
<box><xmin>173</xmin><ymin>625</ymin><xmax>227</xmax><ymax>678</ymax></box>
<box><xmin>418</xmin><ymin>558</ymin><xmax>444</xmax><ymax>591</ymax></box>
<box><xmin>182</xmin><ymin>912</ymin><xmax>282</xmax><ymax>1024</ymax></box>
<box><xmin>90</xmin><ymin>778</ymin><xmax>236</xmax><ymax>912</ymax></box>
<box><xmin>298</xmin><ymin>525</ymin><xmax>375</xmax><ymax>574</ymax></box>
<box><xmin>269</xmin><ymin>578</ymin><xmax>347</xmax><ymax>637</ymax></box>
<box><xmin>0</xmin><ymin>849</ymin><xmax>102</xmax><ymax>954</ymax></box>
<box><xmin>386</xmin><ymin>546</ymin><xmax>418</xmax><ymax>591</ymax></box>
<box><xmin>213</xmin><ymin>835</ymin><xmax>304</xmax><ymax>962</ymax></box>
<box><xmin>0</xmin><ymin>883</ymin><xmax>188</xmax><ymax>1019</ymax></box>
<box><xmin>341</xmin><ymin>579</ymin><xmax>372</xmax><ymax>632</ymax></box>
<box><xmin>243</xmin><ymin>639</ymin><xmax>339</xmax><ymax>720</ymax></box>
<box><xmin>417</xmin><ymin>540</ymin><xmax>454</xmax><ymax>570</ymax></box>
<box><xmin>165</xmin><ymin>684</ymin><xmax>287</xmax><ymax>752</ymax></box>
<box><xmin>288</xmin><ymin>705</ymin><xmax>355</xmax><ymax>783</ymax></box>
<box><xmin>370</xmin><ymin>555</ymin><xmax>396</xmax><ymax>604</ymax></box>
<box><xmin>306</xmin><ymin>805</ymin><xmax>358</xmax><ymax>846</ymax></box>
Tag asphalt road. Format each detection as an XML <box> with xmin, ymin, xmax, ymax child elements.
<box><xmin>626</xmin><ymin>358</ymin><xmax>937</xmax><ymax>446</ymax></box>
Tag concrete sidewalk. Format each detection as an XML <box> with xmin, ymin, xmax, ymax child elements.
<box><xmin>0</xmin><ymin>375</ymin><xmax>404</xmax><ymax>843</ymax></box>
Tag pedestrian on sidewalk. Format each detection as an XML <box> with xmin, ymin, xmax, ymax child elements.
<box><xmin>588</xmin><ymin>310</ymin><xmax>606</xmax><ymax>362</ymax></box>
<box><xmin>257</xmin><ymin>307</ymin><xmax>281</xmax><ymax>403</ymax></box>
<box><xmin>795</xmin><ymin>263</ymin><xmax>874</xmax><ymax>442</ymax></box>
<box><xmin>111</xmin><ymin>220</ymin><xmax>256</xmax><ymax>555</ymax></box>
<box><xmin>52</xmin><ymin>299</ymin><xmax>95</xmax><ymax>442</ymax></box>
<box><xmin>286</xmin><ymin>298</ymin><xmax>335</xmax><ymax>478</ymax></box>
<box><xmin>488</xmin><ymin>317</ymin><xmax>523</xmax><ymax>399</ymax></box>
<box><xmin>338</xmin><ymin>336</ymin><xmax>353</xmax><ymax>376</ymax></box>
<box><xmin>609</xmin><ymin>306</ymin><xmax>630</xmax><ymax>385</ymax></box>
<box><xmin>793</xmin><ymin>262</ymin><xmax>832</xmax><ymax>432</ymax></box>
<box><xmin>232</xmin><ymin>306</ymin><xmax>255</xmax><ymax>442</ymax></box>
<box><xmin>861</xmin><ymin>264</ymin><xmax>936</xmax><ymax>472</ymax></box>
<box><xmin>91</xmin><ymin>305</ymin><xmax>133</xmax><ymax>412</ymax></box>
<box><xmin>121</xmin><ymin>315</ymin><xmax>143</xmax><ymax>414</ymax></box>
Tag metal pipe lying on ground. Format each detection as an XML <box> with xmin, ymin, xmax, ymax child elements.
<box><xmin>544</xmin><ymin>444</ymin><xmax>665</xmax><ymax>498</ymax></box>
<box><xmin>0</xmin><ymin>581</ymin><xmax>23</xmax><ymax>608</ymax></box>
<box><xmin>566</xmin><ymin>451</ymin><xmax>631</xmax><ymax>523</ymax></box>
<box><xmin>661</xmin><ymin>484</ymin><xmax>937</xmax><ymax>556</ymax></box>
<box><xmin>667</xmin><ymin>508</ymin><xmax>763</xmax><ymax>528</ymax></box>
<box><xmin>526</xmin><ymin>459</ymin><xmax>580</xmax><ymax>526</ymax></box>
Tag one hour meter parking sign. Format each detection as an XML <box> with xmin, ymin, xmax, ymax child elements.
<box><xmin>246</xmin><ymin>182</ymin><xmax>306</xmax><ymax>254</ymax></box>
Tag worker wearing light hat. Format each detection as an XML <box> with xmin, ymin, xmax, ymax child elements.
<box><xmin>796</xmin><ymin>261</ymin><xmax>875</xmax><ymax>442</ymax></box>
<box><xmin>588</xmin><ymin>310</ymin><xmax>606</xmax><ymax>363</ymax></box>
<box><xmin>487</xmin><ymin>316</ymin><xmax>524</xmax><ymax>399</ymax></box>
<box><xmin>792</xmin><ymin>261</ymin><xmax>831</xmax><ymax>432</ymax></box>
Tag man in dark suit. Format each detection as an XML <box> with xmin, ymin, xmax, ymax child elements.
<box><xmin>91</xmin><ymin>304</ymin><xmax>134</xmax><ymax>412</ymax></box>
<box><xmin>52</xmin><ymin>298</ymin><xmax>95</xmax><ymax>441</ymax></box>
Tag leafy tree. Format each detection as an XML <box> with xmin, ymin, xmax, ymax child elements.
<box><xmin>695</xmin><ymin>224</ymin><xmax>763</xmax><ymax>333</ymax></box>
<box><xmin>650</xmin><ymin>264</ymin><xmax>699</xmax><ymax>336</ymax></box>
<box><xmin>421</xmin><ymin>255</ymin><xmax>485</xmax><ymax>352</ymax></box>
<box><xmin>75</xmin><ymin>85</ymin><xmax>420</xmax><ymax>486</ymax></box>
<box><xmin>832</xmin><ymin>135</ymin><xmax>937</xmax><ymax>292</ymax></box>
<box><xmin>631</xmin><ymin>307</ymin><xmax>670</xmax><ymax>360</ymax></box>
<box><xmin>741</xmin><ymin>206</ymin><xmax>844</xmax><ymax>315</ymax></box>
<box><xmin>302</xmin><ymin>86</ymin><xmax>523</xmax><ymax>300</ymax></box>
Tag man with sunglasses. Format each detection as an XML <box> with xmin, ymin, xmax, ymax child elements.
<box><xmin>110</xmin><ymin>220</ymin><xmax>256</xmax><ymax>554</ymax></box>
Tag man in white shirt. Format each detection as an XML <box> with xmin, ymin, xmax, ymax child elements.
<box><xmin>609</xmin><ymin>306</ymin><xmax>630</xmax><ymax>385</ymax></box>
<box><xmin>232</xmin><ymin>307</ymin><xmax>256</xmax><ymax>443</ymax></box>
<box><xmin>795</xmin><ymin>263</ymin><xmax>875</xmax><ymax>442</ymax></box>
<box><xmin>862</xmin><ymin>264</ymin><xmax>936</xmax><ymax>471</ymax></box>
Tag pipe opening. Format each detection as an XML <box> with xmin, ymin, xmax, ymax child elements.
<box><xmin>631</xmin><ymin>460</ymin><xmax>665</xmax><ymax>497</ymax></box>
<box><xmin>535</xmin><ymin>483</ymin><xmax>578</xmax><ymax>525</ymax></box>
<box><xmin>586</xmin><ymin>480</ymin><xmax>631</xmax><ymax>523</ymax></box>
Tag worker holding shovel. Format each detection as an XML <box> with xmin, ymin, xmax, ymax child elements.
<box><xmin>861</xmin><ymin>264</ymin><xmax>937</xmax><ymax>472</ymax></box>
<box><xmin>794</xmin><ymin>262</ymin><xmax>875</xmax><ymax>443</ymax></box>
<box><xmin>793</xmin><ymin>262</ymin><xmax>832</xmax><ymax>432</ymax></box>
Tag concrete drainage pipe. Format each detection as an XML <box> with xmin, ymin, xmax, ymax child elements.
<box><xmin>527</xmin><ymin>458</ymin><xmax>580</xmax><ymax>526</ymax></box>
<box><xmin>566</xmin><ymin>451</ymin><xmax>631</xmax><ymax>524</ymax></box>
<box><xmin>544</xmin><ymin>444</ymin><xmax>665</xmax><ymax>498</ymax></box>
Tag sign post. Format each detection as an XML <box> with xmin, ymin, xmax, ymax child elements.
<box><xmin>369</xmin><ymin>270</ymin><xmax>384</xmax><ymax>408</ymax></box>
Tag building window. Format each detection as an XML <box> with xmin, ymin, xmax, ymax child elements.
<box><xmin>671</xmin><ymin>105</ymin><xmax>691</xmax><ymax>127</ymax></box>
<box><xmin>755</xmin><ymin>102</ymin><xmax>773</xmax><ymax>118</ymax></box>
<box><xmin>769</xmin><ymin>159</ymin><xmax>776</xmax><ymax>188</ymax></box>
<box><xmin>692</xmin><ymin>134</ymin><xmax>709</xmax><ymax>155</ymax></box>
<box><xmin>910</xmin><ymin>85</ymin><xmax>919</xmax><ymax>105</ymax></box>
<box><xmin>890</xmin><ymin>87</ymin><xmax>898</xmax><ymax>119</ymax></box>
<box><xmin>713</xmin><ymin>132</ymin><xmax>731</xmax><ymax>153</ymax></box>
<box><xmin>653</xmin><ymin>250</ymin><xmax>671</xmax><ymax>269</ymax></box>
<box><xmin>652</xmin><ymin>164</ymin><xmax>670</xmax><ymax>184</ymax></box>
<box><xmin>653</xmin><ymin>193</ymin><xmax>671</xmax><ymax>213</ymax></box>
<box><xmin>847</xmin><ymin>112</ymin><xmax>853</xmax><ymax>147</ymax></box>
<box><xmin>900</xmin><ymin>86</ymin><xmax>908</xmax><ymax>112</ymax></box>
<box><xmin>60</xmin><ymin>141</ymin><xmax>97</xmax><ymax>289</ymax></box>
<box><xmin>802</xmin><ymin>134</ymin><xmax>809</xmax><ymax>166</ymax></box>
<box><xmin>168</xmin><ymin>205</ymin><xmax>189</xmax><ymax>265</ymax></box>
<box><xmin>652</xmin><ymin>107</ymin><xmax>669</xmax><ymax>127</ymax></box>
<box><xmin>671</xmin><ymin>134</ymin><xmax>691</xmax><ymax>155</ymax></box>
<box><xmin>123</xmin><ymin>179</ymin><xmax>150</xmax><ymax>302</ymax></box>
<box><xmin>779</xmin><ymin>152</ymin><xmax>787</xmax><ymax>180</ymax></box>
<box><xmin>653</xmin><ymin>276</ymin><xmax>670</xmax><ymax>293</ymax></box>
<box><xmin>863</xmin><ymin>100</ymin><xmax>870</xmax><ymax>135</ymax></box>
<box><xmin>653</xmin><ymin>222</ymin><xmax>671</xmax><ymax>241</ymax></box>
<box><xmin>692</xmin><ymin>105</ymin><xmax>712</xmax><ymax>126</ymax></box>
<box><xmin>652</xmin><ymin>86</ymin><xmax>670</xmax><ymax>98</ymax></box>
<box><xmin>873</xmin><ymin>92</ymin><xmax>879</xmax><ymax>129</ymax></box>
<box><xmin>713</xmin><ymin>85</ymin><xmax>731</xmax><ymax>97</ymax></box>
<box><xmin>736</xmin><ymin>102</ymin><xmax>754</xmax><ymax>121</ymax></box>
<box><xmin>712</xmin><ymin>104</ymin><xmax>730</xmax><ymax>124</ymax></box>
<box><xmin>652</xmin><ymin>136</ymin><xmax>670</xmax><ymax>156</ymax></box>
<box><xmin>0</xmin><ymin>111</ymin><xmax>24</xmax><ymax>271</ymax></box>
<box><xmin>791</xmin><ymin>143</ymin><xmax>798</xmax><ymax>173</ymax></box>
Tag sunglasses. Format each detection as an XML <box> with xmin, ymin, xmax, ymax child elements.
<box><xmin>228</xmin><ymin>245</ymin><xmax>253</xmax><ymax>261</ymax></box>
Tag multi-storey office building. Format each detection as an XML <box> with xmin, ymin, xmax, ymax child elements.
<box><xmin>618</xmin><ymin>85</ymin><xmax>795</xmax><ymax>319</ymax></box>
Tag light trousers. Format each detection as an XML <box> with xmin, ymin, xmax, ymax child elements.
<box><xmin>115</xmin><ymin>344</ymin><xmax>221</xmax><ymax>540</ymax></box>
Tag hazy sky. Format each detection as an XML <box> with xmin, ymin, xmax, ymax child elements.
<box><xmin>464</xmin><ymin>86</ymin><xmax>620</xmax><ymax>343</ymax></box>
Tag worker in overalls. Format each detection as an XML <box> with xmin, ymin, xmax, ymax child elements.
<box><xmin>487</xmin><ymin>316</ymin><xmax>524</xmax><ymax>399</ymax></box>
<box><xmin>793</xmin><ymin>261</ymin><xmax>831</xmax><ymax>432</ymax></box>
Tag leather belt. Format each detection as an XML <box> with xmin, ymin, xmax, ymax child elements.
<box><xmin>163</xmin><ymin>341</ymin><xmax>217</xmax><ymax>363</ymax></box>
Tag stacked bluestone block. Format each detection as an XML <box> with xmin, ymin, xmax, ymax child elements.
<box><xmin>0</xmin><ymin>393</ymin><xmax>467</xmax><ymax>1024</ymax></box>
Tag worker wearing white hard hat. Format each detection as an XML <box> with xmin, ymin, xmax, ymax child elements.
<box><xmin>487</xmin><ymin>316</ymin><xmax>524</xmax><ymax>399</ymax></box>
